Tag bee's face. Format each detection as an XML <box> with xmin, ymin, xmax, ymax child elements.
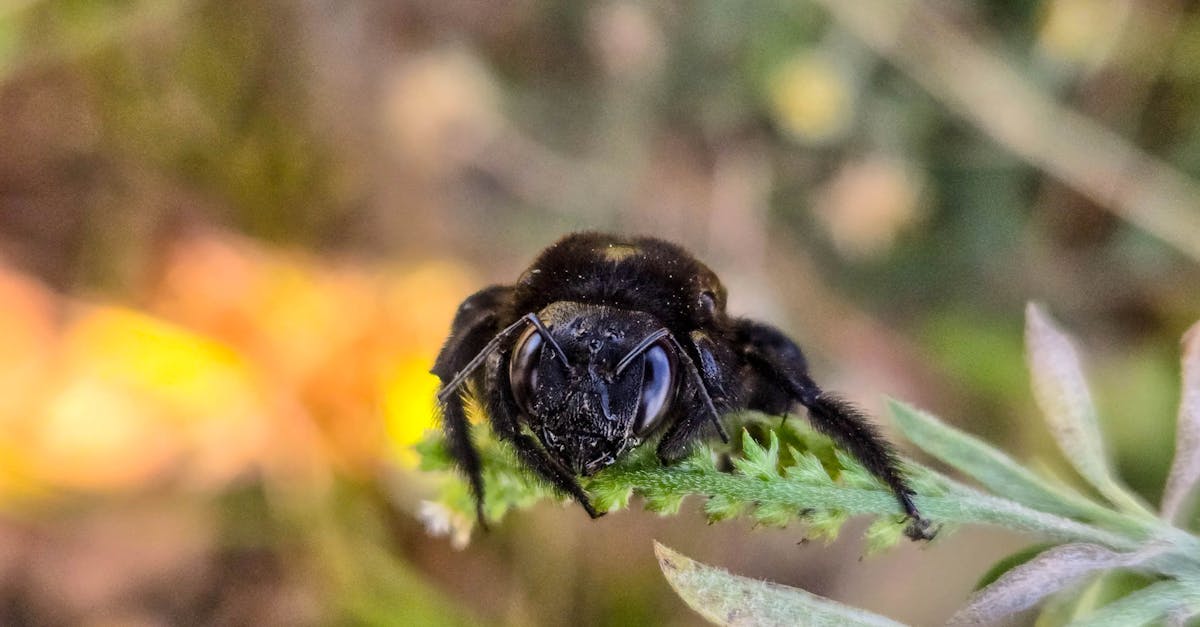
<box><xmin>507</xmin><ymin>302</ymin><xmax>678</xmax><ymax>475</ymax></box>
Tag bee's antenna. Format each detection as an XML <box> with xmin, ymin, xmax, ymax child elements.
<box><xmin>665</xmin><ymin>335</ymin><xmax>729</xmax><ymax>443</ymax></box>
<box><xmin>437</xmin><ymin>313</ymin><xmax>566</xmax><ymax>402</ymax></box>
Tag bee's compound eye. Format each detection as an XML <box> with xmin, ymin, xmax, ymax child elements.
<box><xmin>698</xmin><ymin>290</ymin><xmax>718</xmax><ymax>320</ymax></box>
<box><xmin>632</xmin><ymin>341</ymin><xmax>677</xmax><ymax>437</ymax></box>
<box><xmin>509</xmin><ymin>326</ymin><xmax>543</xmax><ymax>413</ymax></box>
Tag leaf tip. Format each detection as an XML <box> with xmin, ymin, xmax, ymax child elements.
<box><xmin>653</xmin><ymin>541</ymin><xmax>687</xmax><ymax>576</ymax></box>
<box><xmin>1025</xmin><ymin>301</ymin><xmax>1050</xmax><ymax>325</ymax></box>
<box><xmin>1183</xmin><ymin>319</ymin><xmax>1200</xmax><ymax>351</ymax></box>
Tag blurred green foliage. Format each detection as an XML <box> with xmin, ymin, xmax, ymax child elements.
<box><xmin>2</xmin><ymin>0</ymin><xmax>1200</xmax><ymax>624</ymax></box>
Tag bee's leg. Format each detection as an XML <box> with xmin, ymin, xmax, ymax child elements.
<box><xmin>656</xmin><ymin>331</ymin><xmax>738</xmax><ymax>463</ymax></box>
<box><xmin>484</xmin><ymin>355</ymin><xmax>601</xmax><ymax>518</ymax></box>
<box><xmin>733</xmin><ymin>319</ymin><xmax>934</xmax><ymax>541</ymax></box>
<box><xmin>432</xmin><ymin>285</ymin><xmax>513</xmax><ymax>529</ymax></box>
<box><xmin>437</xmin><ymin>389</ymin><xmax>489</xmax><ymax>528</ymax></box>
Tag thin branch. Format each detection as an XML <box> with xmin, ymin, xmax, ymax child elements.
<box><xmin>813</xmin><ymin>0</ymin><xmax>1200</xmax><ymax>265</ymax></box>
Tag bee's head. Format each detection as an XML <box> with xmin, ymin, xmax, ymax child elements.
<box><xmin>507</xmin><ymin>302</ymin><xmax>679</xmax><ymax>476</ymax></box>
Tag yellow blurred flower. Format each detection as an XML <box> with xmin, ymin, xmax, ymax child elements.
<box><xmin>0</xmin><ymin>233</ymin><xmax>478</xmax><ymax>501</ymax></box>
<box><xmin>378</xmin><ymin>261</ymin><xmax>478</xmax><ymax>468</ymax></box>
<box><xmin>38</xmin><ymin>374</ymin><xmax>179</xmax><ymax>492</ymax></box>
<box><xmin>1036</xmin><ymin>0</ymin><xmax>1130</xmax><ymax>70</ymax></box>
<box><xmin>766</xmin><ymin>52</ymin><xmax>854</xmax><ymax>144</ymax></box>
<box><xmin>0</xmin><ymin>266</ymin><xmax>59</xmax><ymax>499</ymax></box>
<box><xmin>154</xmin><ymin>235</ymin><xmax>477</xmax><ymax>473</ymax></box>
<box><xmin>36</xmin><ymin>307</ymin><xmax>266</xmax><ymax>492</ymax></box>
<box><xmin>0</xmin><ymin>267</ymin><xmax>56</xmax><ymax>425</ymax></box>
<box><xmin>380</xmin><ymin>260</ymin><xmax>478</xmax><ymax>357</ymax></box>
<box><xmin>154</xmin><ymin>236</ymin><xmax>372</xmax><ymax>382</ymax></box>
<box><xmin>382</xmin><ymin>357</ymin><xmax>442</xmax><ymax>468</ymax></box>
<box><xmin>62</xmin><ymin>307</ymin><xmax>258</xmax><ymax>422</ymax></box>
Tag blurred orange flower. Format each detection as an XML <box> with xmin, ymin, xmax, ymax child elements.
<box><xmin>0</xmin><ymin>233</ymin><xmax>476</xmax><ymax>504</ymax></box>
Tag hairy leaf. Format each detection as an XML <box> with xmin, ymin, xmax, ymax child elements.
<box><xmin>1025</xmin><ymin>304</ymin><xmax>1150</xmax><ymax>516</ymax></box>
<box><xmin>1063</xmin><ymin>580</ymin><xmax>1191</xmax><ymax>627</ymax></box>
<box><xmin>889</xmin><ymin>399</ymin><xmax>1099</xmax><ymax>519</ymax></box>
<box><xmin>1166</xmin><ymin>605</ymin><xmax>1200</xmax><ymax>627</ymax></box>
<box><xmin>654</xmin><ymin>542</ymin><xmax>905</xmax><ymax>627</ymax></box>
<box><xmin>973</xmin><ymin>542</ymin><xmax>1056</xmax><ymax>590</ymax></box>
<box><xmin>948</xmin><ymin>543</ymin><xmax>1152</xmax><ymax>625</ymax></box>
<box><xmin>1162</xmin><ymin>320</ymin><xmax>1200</xmax><ymax>523</ymax></box>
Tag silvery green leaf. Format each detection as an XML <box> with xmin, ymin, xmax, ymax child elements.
<box><xmin>889</xmin><ymin>399</ymin><xmax>1096</xmax><ymax>518</ymax></box>
<box><xmin>1166</xmin><ymin>604</ymin><xmax>1199</xmax><ymax>627</ymax></box>
<box><xmin>947</xmin><ymin>543</ymin><xmax>1151</xmax><ymax>626</ymax></box>
<box><xmin>654</xmin><ymin>542</ymin><xmax>906</xmax><ymax>627</ymax></box>
<box><xmin>1161</xmin><ymin>320</ymin><xmax>1200</xmax><ymax>523</ymax></box>
<box><xmin>1025</xmin><ymin>304</ymin><xmax>1150</xmax><ymax>516</ymax></box>
<box><xmin>1063</xmin><ymin>579</ymin><xmax>1189</xmax><ymax>627</ymax></box>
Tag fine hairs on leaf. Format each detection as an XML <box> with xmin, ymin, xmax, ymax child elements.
<box><xmin>946</xmin><ymin>543</ymin><xmax>1159</xmax><ymax>626</ymax></box>
<box><xmin>653</xmin><ymin>542</ymin><xmax>904</xmax><ymax>627</ymax></box>
<box><xmin>1063</xmin><ymin>579</ymin><xmax>1195</xmax><ymax>627</ymax></box>
<box><xmin>1024</xmin><ymin>303</ymin><xmax>1154</xmax><ymax>518</ymax></box>
<box><xmin>889</xmin><ymin>400</ymin><xmax>1113</xmax><ymax>525</ymax></box>
<box><xmin>418</xmin><ymin>305</ymin><xmax>1200</xmax><ymax>626</ymax></box>
<box><xmin>1162</xmin><ymin>321</ymin><xmax>1200</xmax><ymax>523</ymax></box>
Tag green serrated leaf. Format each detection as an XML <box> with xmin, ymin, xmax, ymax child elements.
<box><xmin>481</xmin><ymin>494</ymin><xmax>510</xmax><ymax>523</ymax></box>
<box><xmin>807</xmin><ymin>509</ymin><xmax>849</xmax><ymax>542</ymax></box>
<box><xmin>704</xmin><ymin>493</ymin><xmax>745</xmax><ymax>523</ymax></box>
<box><xmin>588</xmin><ymin>480</ymin><xmax>634</xmax><ymax>512</ymax></box>
<box><xmin>753</xmin><ymin>501</ymin><xmax>798</xmax><ymax>527</ymax></box>
<box><xmin>644</xmin><ymin>491</ymin><xmax>687</xmax><ymax>515</ymax></box>
<box><xmin>864</xmin><ymin>516</ymin><xmax>909</xmax><ymax>555</ymax></box>
<box><xmin>734</xmin><ymin>429</ymin><xmax>782</xmax><ymax>480</ymax></box>
<box><xmin>415</xmin><ymin>432</ymin><xmax>453</xmax><ymax>471</ymax></box>
<box><xmin>685</xmin><ymin>449</ymin><xmax>721</xmax><ymax>473</ymax></box>
<box><xmin>786</xmin><ymin>446</ymin><xmax>833</xmax><ymax>485</ymax></box>
<box><xmin>834</xmin><ymin>450</ymin><xmax>881</xmax><ymax>490</ymax></box>
<box><xmin>654</xmin><ymin>542</ymin><xmax>907</xmax><ymax>627</ymax></box>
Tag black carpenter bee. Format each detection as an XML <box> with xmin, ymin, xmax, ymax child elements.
<box><xmin>433</xmin><ymin>232</ymin><xmax>932</xmax><ymax>540</ymax></box>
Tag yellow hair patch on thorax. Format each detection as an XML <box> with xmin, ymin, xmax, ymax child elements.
<box><xmin>601</xmin><ymin>244</ymin><xmax>640</xmax><ymax>262</ymax></box>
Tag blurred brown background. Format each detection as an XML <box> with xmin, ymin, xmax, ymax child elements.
<box><xmin>1</xmin><ymin>0</ymin><xmax>1199</xmax><ymax>624</ymax></box>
